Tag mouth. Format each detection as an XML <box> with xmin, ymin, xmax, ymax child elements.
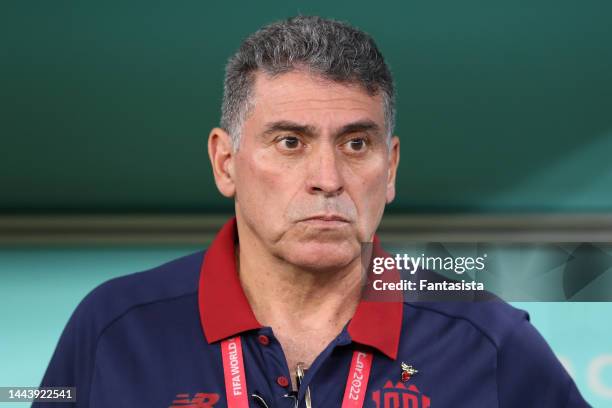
<box><xmin>299</xmin><ymin>214</ymin><xmax>351</xmax><ymax>226</ymax></box>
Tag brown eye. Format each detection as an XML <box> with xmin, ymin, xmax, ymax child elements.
<box><xmin>347</xmin><ymin>138</ymin><xmax>366</xmax><ymax>151</ymax></box>
<box><xmin>279</xmin><ymin>136</ymin><xmax>301</xmax><ymax>149</ymax></box>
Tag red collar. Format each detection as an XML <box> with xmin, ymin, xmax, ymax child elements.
<box><xmin>198</xmin><ymin>217</ymin><xmax>403</xmax><ymax>360</ymax></box>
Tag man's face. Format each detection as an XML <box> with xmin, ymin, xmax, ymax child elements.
<box><xmin>211</xmin><ymin>70</ymin><xmax>399</xmax><ymax>271</ymax></box>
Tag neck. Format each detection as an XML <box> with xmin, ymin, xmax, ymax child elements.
<box><xmin>237</xmin><ymin>242</ymin><xmax>363</xmax><ymax>332</ymax></box>
<box><xmin>234</xmin><ymin>219</ymin><xmax>367</xmax><ymax>383</ymax></box>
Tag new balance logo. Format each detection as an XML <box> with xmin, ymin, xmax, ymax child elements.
<box><xmin>169</xmin><ymin>393</ymin><xmax>220</xmax><ymax>408</ymax></box>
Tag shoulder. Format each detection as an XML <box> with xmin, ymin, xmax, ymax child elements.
<box><xmin>403</xmin><ymin>298</ymin><xmax>528</xmax><ymax>350</ymax></box>
<box><xmin>402</xmin><ymin>299</ymin><xmax>587</xmax><ymax>406</ymax></box>
<box><xmin>399</xmin><ymin>267</ymin><xmax>528</xmax><ymax>350</ymax></box>
<box><xmin>70</xmin><ymin>249</ymin><xmax>205</xmax><ymax>337</ymax></box>
<box><xmin>36</xmin><ymin>250</ymin><xmax>207</xmax><ymax>394</ymax></box>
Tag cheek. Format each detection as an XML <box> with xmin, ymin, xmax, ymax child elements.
<box><xmin>344</xmin><ymin>160</ymin><xmax>389</xmax><ymax>231</ymax></box>
<box><xmin>234</xmin><ymin>150</ymin><xmax>298</xmax><ymax>212</ymax></box>
<box><xmin>365</xmin><ymin>172</ymin><xmax>389</xmax><ymax>217</ymax></box>
<box><xmin>347</xmin><ymin>158</ymin><xmax>388</xmax><ymax>205</ymax></box>
<box><xmin>251</xmin><ymin>150</ymin><xmax>298</xmax><ymax>189</ymax></box>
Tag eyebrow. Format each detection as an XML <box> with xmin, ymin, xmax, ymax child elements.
<box><xmin>261</xmin><ymin>119</ymin><xmax>382</xmax><ymax>139</ymax></box>
<box><xmin>338</xmin><ymin>120</ymin><xmax>381</xmax><ymax>136</ymax></box>
<box><xmin>262</xmin><ymin>121</ymin><xmax>317</xmax><ymax>137</ymax></box>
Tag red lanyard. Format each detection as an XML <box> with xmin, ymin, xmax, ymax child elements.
<box><xmin>341</xmin><ymin>350</ymin><xmax>373</xmax><ymax>407</ymax></box>
<box><xmin>221</xmin><ymin>337</ymin><xmax>249</xmax><ymax>407</ymax></box>
<box><xmin>221</xmin><ymin>337</ymin><xmax>373</xmax><ymax>408</ymax></box>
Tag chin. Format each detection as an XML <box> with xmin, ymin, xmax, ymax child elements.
<box><xmin>283</xmin><ymin>241</ymin><xmax>359</xmax><ymax>271</ymax></box>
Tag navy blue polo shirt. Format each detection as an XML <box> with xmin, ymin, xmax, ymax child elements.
<box><xmin>34</xmin><ymin>217</ymin><xmax>589</xmax><ymax>407</ymax></box>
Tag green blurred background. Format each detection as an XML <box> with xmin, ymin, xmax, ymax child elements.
<box><xmin>2</xmin><ymin>0</ymin><xmax>612</xmax><ymax>213</ymax></box>
<box><xmin>1</xmin><ymin>0</ymin><xmax>611</xmax><ymax>406</ymax></box>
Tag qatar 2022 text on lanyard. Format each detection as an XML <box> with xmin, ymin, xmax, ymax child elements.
<box><xmin>221</xmin><ymin>337</ymin><xmax>373</xmax><ymax>408</ymax></box>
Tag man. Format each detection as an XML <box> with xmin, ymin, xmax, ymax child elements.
<box><xmin>35</xmin><ymin>16</ymin><xmax>589</xmax><ymax>407</ymax></box>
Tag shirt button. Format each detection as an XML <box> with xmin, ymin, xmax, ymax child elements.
<box><xmin>276</xmin><ymin>376</ymin><xmax>289</xmax><ymax>388</ymax></box>
<box><xmin>258</xmin><ymin>334</ymin><xmax>270</xmax><ymax>346</ymax></box>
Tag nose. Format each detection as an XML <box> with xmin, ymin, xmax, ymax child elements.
<box><xmin>306</xmin><ymin>143</ymin><xmax>344</xmax><ymax>197</ymax></box>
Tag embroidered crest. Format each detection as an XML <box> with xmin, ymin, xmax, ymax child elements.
<box><xmin>400</xmin><ymin>362</ymin><xmax>418</xmax><ymax>382</ymax></box>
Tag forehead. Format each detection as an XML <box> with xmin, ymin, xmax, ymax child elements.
<box><xmin>247</xmin><ymin>70</ymin><xmax>385</xmax><ymax>130</ymax></box>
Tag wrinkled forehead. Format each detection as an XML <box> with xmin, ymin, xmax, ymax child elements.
<box><xmin>245</xmin><ymin>70</ymin><xmax>386</xmax><ymax>135</ymax></box>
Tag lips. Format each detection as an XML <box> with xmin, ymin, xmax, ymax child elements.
<box><xmin>301</xmin><ymin>214</ymin><xmax>350</xmax><ymax>223</ymax></box>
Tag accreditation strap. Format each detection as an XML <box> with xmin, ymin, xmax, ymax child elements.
<box><xmin>221</xmin><ymin>337</ymin><xmax>249</xmax><ymax>407</ymax></box>
<box><xmin>221</xmin><ymin>336</ymin><xmax>373</xmax><ymax>408</ymax></box>
<box><xmin>341</xmin><ymin>350</ymin><xmax>373</xmax><ymax>408</ymax></box>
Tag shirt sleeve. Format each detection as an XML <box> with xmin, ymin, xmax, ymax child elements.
<box><xmin>497</xmin><ymin>316</ymin><xmax>591</xmax><ymax>407</ymax></box>
<box><xmin>31</xmin><ymin>296</ymin><xmax>99</xmax><ymax>408</ymax></box>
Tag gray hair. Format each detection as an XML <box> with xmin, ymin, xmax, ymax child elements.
<box><xmin>220</xmin><ymin>15</ymin><xmax>396</xmax><ymax>150</ymax></box>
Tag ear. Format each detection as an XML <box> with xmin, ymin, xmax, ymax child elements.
<box><xmin>208</xmin><ymin>127</ymin><xmax>236</xmax><ymax>198</ymax></box>
<box><xmin>386</xmin><ymin>136</ymin><xmax>400</xmax><ymax>203</ymax></box>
